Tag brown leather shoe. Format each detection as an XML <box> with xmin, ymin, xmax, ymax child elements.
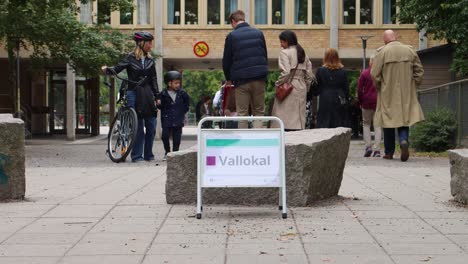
<box><xmin>383</xmin><ymin>154</ymin><xmax>393</xmax><ymax>160</ymax></box>
<box><xmin>400</xmin><ymin>140</ymin><xmax>409</xmax><ymax>162</ymax></box>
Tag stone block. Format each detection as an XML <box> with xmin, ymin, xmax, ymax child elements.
<box><xmin>166</xmin><ymin>128</ymin><xmax>351</xmax><ymax>206</ymax></box>
<box><xmin>449</xmin><ymin>149</ymin><xmax>468</xmax><ymax>204</ymax></box>
<box><xmin>0</xmin><ymin>114</ymin><xmax>26</xmax><ymax>200</ymax></box>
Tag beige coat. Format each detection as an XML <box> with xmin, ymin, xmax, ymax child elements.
<box><xmin>371</xmin><ymin>41</ymin><xmax>425</xmax><ymax>128</ymax></box>
<box><xmin>272</xmin><ymin>46</ymin><xmax>314</xmax><ymax>129</ymax></box>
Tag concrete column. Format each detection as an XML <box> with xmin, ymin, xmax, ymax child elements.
<box><xmin>155</xmin><ymin>0</ymin><xmax>164</xmax><ymax>138</ymax></box>
<box><xmin>242</xmin><ymin>0</ymin><xmax>250</xmax><ymax>22</ymax></box>
<box><xmin>329</xmin><ymin>0</ymin><xmax>339</xmax><ymax>49</ymax></box>
<box><xmin>419</xmin><ymin>28</ymin><xmax>428</xmax><ymax>51</ymax></box>
<box><xmin>66</xmin><ymin>64</ymin><xmax>76</xmax><ymax>141</ymax></box>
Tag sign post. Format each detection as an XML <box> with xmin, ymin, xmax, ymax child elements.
<box><xmin>197</xmin><ymin>116</ymin><xmax>287</xmax><ymax>219</ymax></box>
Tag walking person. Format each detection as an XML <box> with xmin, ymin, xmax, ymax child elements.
<box><xmin>271</xmin><ymin>30</ymin><xmax>315</xmax><ymax>131</ymax></box>
<box><xmin>358</xmin><ymin>56</ymin><xmax>381</xmax><ymax>157</ymax></box>
<box><xmin>313</xmin><ymin>48</ymin><xmax>350</xmax><ymax>128</ymax></box>
<box><xmin>102</xmin><ymin>31</ymin><xmax>159</xmax><ymax>162</ymax></box>
<box><xmin>371</xmin><ymin>30</ymin><xmax>424</xmax><ymax>161</ymax></box>
<box><xmin>222</xmin><ymin>10</ymin><xmax>268</xmax><ymax>128</ymax></box>
<box><xmin>158</xmin><ymin>71</ymin><xmax>190</xmax><ymax>161</ymax></box>
<box><xmin>200</xmin><ymin>95</ymin><xmax>213</xmax><ymax>129</ymax></box>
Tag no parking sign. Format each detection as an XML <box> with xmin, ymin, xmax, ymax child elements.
<box><xmin>193</xmin><ymin>41</ymin><xmax>209</xmax><ymax>57</ymax></box>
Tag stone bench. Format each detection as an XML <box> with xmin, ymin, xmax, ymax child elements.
<box><xmin>166</xmin><ymin>128</ymin><xmax>351</xmax><ymax>206</ymax></box>
<box><xmin>449</xmin><ymin>149</ymin><xmax>468</xmax><ymax>204</ymax></box>
<box><xmin>0</xmin><ymin>114</ymin><xmax>26</xmax><ymax>200</ymax></box>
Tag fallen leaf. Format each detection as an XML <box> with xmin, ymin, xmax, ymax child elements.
<box><xmin>420</xmin><ymin>256</ymin><xmax>432</xmax><ymax>262</ymax></box>
<box><xmin>259</xmin><ymin>251</ymin><xmax>268</xmax><ymax>255</ymax></box>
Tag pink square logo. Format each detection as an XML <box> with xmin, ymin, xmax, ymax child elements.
<box><xmin>206</xmin><ymin>156</ymin><xmax>216</xmax><ymax>166</ymax></box>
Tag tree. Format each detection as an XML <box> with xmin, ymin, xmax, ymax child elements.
<box><xmin>399</xmin><ymin>0</ymin><xmax>468</xmax><ymax>76</ymax></box>
<box><xmin>0</xmin><ymin>0</ymin><xmax>134</xmax><ymax>113</ymax></box>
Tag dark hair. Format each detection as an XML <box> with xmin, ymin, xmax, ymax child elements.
<box><xmin>228</xmin><ymin>10</ymin><xmax>245</xmax><ymax>23</ymax></box>
<box><xmin>279</xmin><ymin>30</ymin><xmax>305</xmax><ymax>64</ymax></box>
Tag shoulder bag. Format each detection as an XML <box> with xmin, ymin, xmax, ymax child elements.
<box><xmin>275</xmin><ymin>64</ymin><xmax>299</xmax><ymax>102</ymax></box>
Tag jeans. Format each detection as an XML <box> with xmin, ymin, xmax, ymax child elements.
<box><xmin>127</xmin><ymin>90</ymin><xmax>157</xmax><ymax>161</ymax></box>
<box><xmin>383</xmin><ymin>127</ymin><xmax>409</xmax><ymax>155</ymax></box>
<box><xmin>162</xmin><ymin>126</ymin><xmax>182</xmax><ymax>154</ymax></box>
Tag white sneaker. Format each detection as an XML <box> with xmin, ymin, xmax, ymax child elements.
<box><xmin>162</xmin><ymin>154</ymin><xmax>167</xmax><ymax>161</ymax></box>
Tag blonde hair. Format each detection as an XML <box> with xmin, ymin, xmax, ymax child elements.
<box><xmin>322</xmin><ymin>48</ymin><xmax>343</xmax><ymax>70</ymax></box>
<box><xmin>133</xmin><ymin>44</ymin><xmax>152</xmax><ymax>60</ymax></box>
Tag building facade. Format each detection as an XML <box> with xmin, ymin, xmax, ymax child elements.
<box><xmin>0</xmin><ymin>0</ymin><xmax>446</xmax><ymax>138</ymax></box>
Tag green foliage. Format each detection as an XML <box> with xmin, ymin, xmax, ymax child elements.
<box><xmin>398</xmin><ymin>0</ymin><xmax>468</xmax><ymax>76</ymax></box>
<box><xmin>346</xmin><ymin>71</ymin><xmax>360</xmax><ymax>99</ymax></box>
<box><xmin>181</xmin><ymin>70</ymin><xmax>225</xmax><ymax>111</ymax></box>
<box><xmin>0</xmin><ymin>0</ymin><xmax>134</xmax><ymax>77</ymax></box>
<box><xmin>265</xmin><ymin>71</ymin><xmax>280</xmax><ymax>115</ymax></box>
<box><xmin>410</xmin><ymin>108</ymin><xmax>458</xmax><ymax>152</ymax></box>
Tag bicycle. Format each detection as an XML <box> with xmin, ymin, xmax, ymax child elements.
<box><xmin>104</xmin><ymin>69</ymin><xmax>147</xmax><ymax>163</ymax></box>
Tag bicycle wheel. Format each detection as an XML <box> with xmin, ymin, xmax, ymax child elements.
<box><xmin>107</xmin><ymin>107</ymin><xmax>138</xmax><ymax>163</ymax></box>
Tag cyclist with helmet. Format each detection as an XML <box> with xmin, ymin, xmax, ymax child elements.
<box><xmin>102</xmin><ymin>31</ymin><xmax>160</xmax><ymax>162</ymax></box>
<box><xmin>158</xmin><ymin>71</ymin><xmax>190</xmax><ymax>161</ymax></box>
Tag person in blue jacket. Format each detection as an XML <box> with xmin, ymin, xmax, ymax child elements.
<box><xmin>158</xmin><ymin>71</ymin><xmax>190</xmax><ymax>161</ymax></box>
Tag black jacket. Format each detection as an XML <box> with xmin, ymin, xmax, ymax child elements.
<box><xmin>222</xmin><ymin>23</ymin><xmax>268</xmax><ymax>83</ymax></box>
<box><xmin>107</xmin><ymin>53</ymin><xmax>160</xmax><ymax>117</ymax></box>
<box><xmin>158</xmin><ymin>88</ymin><xmax>190</xmax><ymax>128</ymax></box>
<box><xmin>314</xmin><ymin>67</ymin><xmax>350</xmax><ymax>128</ymax></box>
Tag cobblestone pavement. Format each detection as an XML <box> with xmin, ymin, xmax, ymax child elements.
<box><xmin>1</xmin><ymin>127</ymin><xmax>467</xmax><ymax>264</ymax></box>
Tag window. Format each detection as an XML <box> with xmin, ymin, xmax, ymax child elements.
<box><xmin>272</xmin><ymin>0</ymin><xmax>285</xmax><ymax>24</ymax></box>
<box><xmin>225</xmin><ymin>0</ymin><xmax>238</xmax><ymax>24</ymax></box>
<box><xmin>383</xmin><ymin>0</ymin><xmax>396</xmax><ymax>24</ymax></box>
<box><xmin>254</xmin><ymin>0</ymin><xmax>284</xmax><ymax>25</ymax></box>
<box><xmin>185</xmin><ymin>0</ymin><xmax>198</xmax><ymax>25</ymax></box>
<box><xmin>137</xmin><ymin>0</ymin><xmax>150</xmax><ymax>24</ymax></box>
<box><xmin>120</xmin><ymin>5</ymin><xmax>133</xmax><ymax>25</ymax></box>
<box><xmin>294</xmin><ymin>0</ymin><xmax>308</xmax><ymax>24</ymax></box>
<box><xmin>80</xmin><ymin>1</ymin><xmax>93</xmax><ymax>24</ymax></box>
<box><xmin>312</xmin><ymin>0</ymin><xmax>325</xmax><ymax>24</ymax></box>
<box><xmin>343</xmin><ymin>0</ymin><xmax>356</xmax><ymax>24</ymax></box>
<box><xmin>207</xmin><ymin>0</ymin><xmax>220</xmax><ymax>24</ymax></box>
<box><xmin>255</xmin><ymin>0</ymin><xmax>267</xmax><ymax>24</ymax></box>
<box><xmin>342</xmin><ymin>0</ymin><xmax>374</xmax><ymax>25</ymax></box>
<box><xmin>360</xmin><ymin>0</ymin><xmax>373</xmax><ymax>24</ymax></box>
<box><xmin>167</xmin><ymin>0</ymin><xmax>181</xmax><ymax>24</ymax></box>
<box><xmin>97</xmin><ymin>1</ymin><xmax>111</xmax><ymax>25</ymax></box>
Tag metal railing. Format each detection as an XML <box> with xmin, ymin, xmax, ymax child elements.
<box><xmin>417</xmin><ymin>79</ymin><xmax>468</xmax><ymax>146</ymax></box>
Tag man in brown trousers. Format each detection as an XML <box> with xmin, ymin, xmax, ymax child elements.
<box><xmin>371</xmin><ymin>30</ymin><xmax>425</xmax><ymax>162</ymax></box>
<box><xmin>222</xmin><ymin>10</ymin><xmax>268</xmax><ymax>128</ymax></box>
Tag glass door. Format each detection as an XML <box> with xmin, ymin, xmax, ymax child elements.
<box><xmin>76</xmin><ymin>81</ymin><xmax>91</xmax><ymax>133</ymax></box>
<box><xmin>49</xmin><ymin>80</ymin><xmax>67</xmax><ymax>134</ymax></box>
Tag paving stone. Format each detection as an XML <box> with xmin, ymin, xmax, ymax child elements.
<box><xmin>89</xmin><ymin>217</ymin><xmax>163</xmax><ymax>233</ymax></box>
<box><xmin>0</xmin><ymin>244</ymin><xmax>71</xmax><ymax>257</ymax></box>
<box><xmin>0</xmin><ymin>204</ymin><xmax>54</xmax><ymax>218</ymax></box>
<box><xmin>226</xmin><ymin>241</ymin><xmax>305</xmax><ymax>255</ymax></box>
<box><xmin>18</xmin><ymin>218</ymin><xmax>97</xmax><ymax>234</ymax></box>
<box><xmin>424</xmin><ymin>218</ymin><xmax>468</xmax><ymax>234</ymax></box>
<box><xmin>107</xmin><ymin>205</ymin><xmax>171</xmax><ymax>218</ymax></box>
<box><xmin>58</xmin><ymin>255</ymin><xmax>142</xmax><ymax>264</ymax></box>
<box><xmin>0</xmin><ymin>218</ymin><xmax>34</xmax><ymax>233</ymax></box>
<box><xmin>382</xmin><ymin>242</ymin><xmax>464</xmax><ymax>255</ymax></box>
<box><xmin>153</xmin><ymin>233</ymin><xmax>227</xmax><ymax>244</ymax></box>
<box><xmin>42</xmin><ymin>205</ymin><xmax>113</xmax><ymax>218</ymax></box>
<box><xmin>226</xmin><ymin>254</ymin><xmax>308</xmax><ymax>264</ymax></box>
<box><xmin>304</xmin><ymin>242</ymin><xmax>385</xmax><ymax>255</ymax></box>
<box><xmin>392</xmin><ymin>255</ymin><xmax>468</xmax><ymax>264</ymax></box>
<box><xmin>142</xmin><ymin>254</ymin><xmax>224</xmax><ymax>264</ymax></box>
<box><xmin>0</xmin><ymin>256</ymin><xmax>59</xmax><ymax>264</ymax></box>
<box><xmin>67</xmin><ymin>232</ymin><xmax>154</xmax><ymax>255</ymax></box>
<box><xmin>3</xmin><ymin>233</ymin><xmax>82</xmax><ymax>245</ymax></box>
<box><xmin>148</xmin><ymin>243</ymin><xmax>226</xmax><ymax>255</ymax></box>
<box><xmin>307</xmin><ymin>254</ymin><xmax>394</xmax><ymax>264</ymax></box>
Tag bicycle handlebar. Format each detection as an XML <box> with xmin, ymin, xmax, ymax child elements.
<box><xmin>104</xmin><ymin>68</ymin><xmax>147</xmax><ymax>87</ymax></box>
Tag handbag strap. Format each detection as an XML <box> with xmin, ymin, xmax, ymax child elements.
<box><xmin>286</xmin><ymin>64</ymin><xmax>299</xmax><ymax>84</ymax></box>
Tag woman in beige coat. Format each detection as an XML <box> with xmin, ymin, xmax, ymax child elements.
<box><xmin>272</xmin><ymin>30</ymin><xmax>315</xmax><ymax>131</ymax></box>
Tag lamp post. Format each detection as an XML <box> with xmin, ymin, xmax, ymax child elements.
<box><xmin>275</xmin><ymin>11</ymin><xmax>281</xmax><ymax>24</ymax></box>
<box><xmin>357</xmin><ymin>35</ymin><xmax>373</xmax><ymax>70</ymax></box>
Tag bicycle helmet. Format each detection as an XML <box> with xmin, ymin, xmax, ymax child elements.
<box><xmin>164</xmin><ymin>71</ymin><xmax>182</xmax><ymax>84</ymax></box>
<box><xmin>133</xmin><ymin>31</ymin><xmax>154</xmax><ymax>42</ymax></box>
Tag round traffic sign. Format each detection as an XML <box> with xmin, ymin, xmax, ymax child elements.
<box><xmin>193</xmin><ymin>41</ymin><xmax>209</xmax><ymax>58</ymax></box>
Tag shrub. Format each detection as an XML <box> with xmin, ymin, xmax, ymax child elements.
<box><xmin>410</xmin><ymin>108</ymin><xmax>457</xmax><ymax>152</ymax></box>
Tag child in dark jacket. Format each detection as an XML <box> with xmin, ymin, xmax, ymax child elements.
<box><xmin>158</xmin><ymin>71</ymin><xmax>190</xmax><ymax>161</ymax></box>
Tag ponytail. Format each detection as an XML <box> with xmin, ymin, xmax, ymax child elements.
<box><xmin>296</xmin><ymin>44</ymin><xmax>306</xmax><ymax>64</ymax></box>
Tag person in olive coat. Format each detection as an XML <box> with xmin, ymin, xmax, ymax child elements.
<box><xmin>158</xmin><ymin>71</ymin><xmax>190</xmax><ymax>161</ymax></box>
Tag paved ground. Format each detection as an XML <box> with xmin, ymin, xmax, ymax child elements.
<box><xmin>1</xmin><ymin>127</ymin><xmax>467</xmax><ymax>264</ymax></box>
